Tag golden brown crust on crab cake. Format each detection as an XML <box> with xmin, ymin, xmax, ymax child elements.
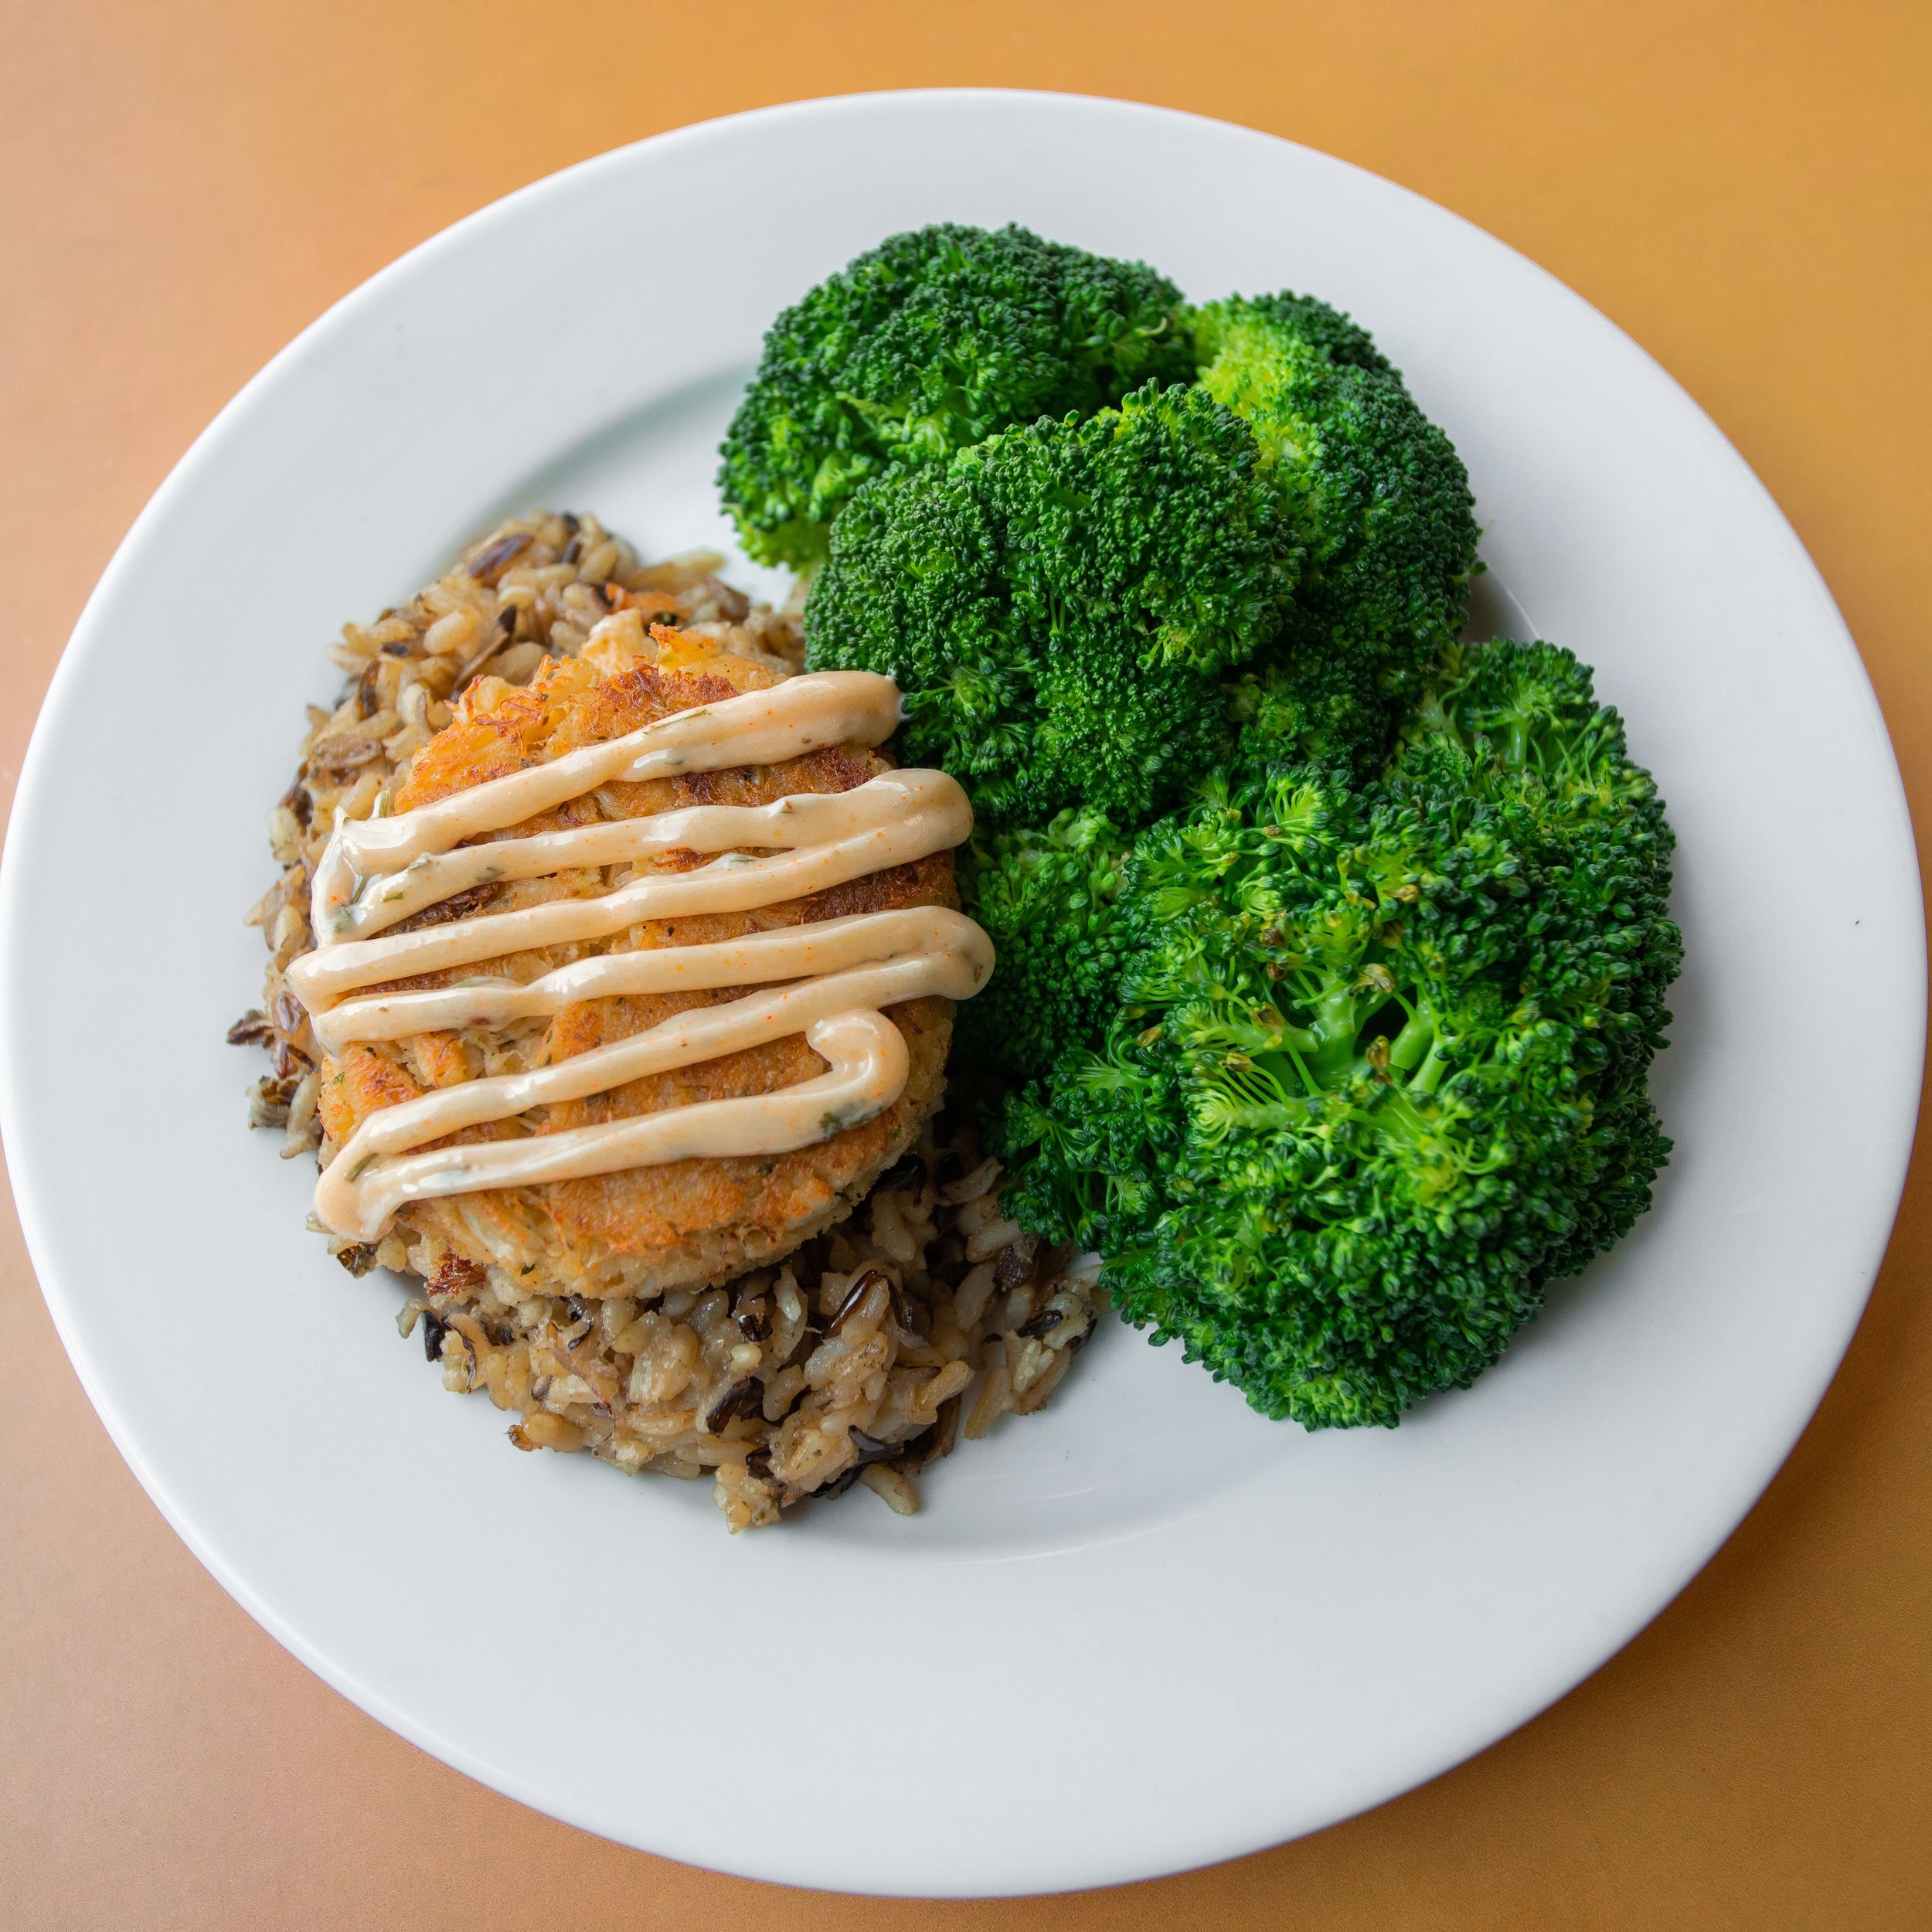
<box><xmin>313</xmin><ymin>630</ymin><xmax>958</xmax><ymax>1302</ymax></box>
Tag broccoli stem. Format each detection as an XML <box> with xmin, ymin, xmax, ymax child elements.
<box><xmin>1308</xmin><ymin>985</ymin><xmax>1364</xmax><ymax>1086</ymax></box>
<box><xmin>1406</xmin><ymin>1031</ymin><xmax>1453</xmax><ymax>1097</ymax></box>
<box><xmin>1270</xmin><ymin>1017</ymin><xmax>1321</xmax><ymax>1058</ymax></box>
<box><xmin>1387</xmin><ymin>1004</ymin><xmax>1435</xmax><ymax>1073</ymax></box>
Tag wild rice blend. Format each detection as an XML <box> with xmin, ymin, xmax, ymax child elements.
<box><xmin>233</xmin><ymin>512</ymin><xmax>1102</xmax><ymax>1529</ymax></box>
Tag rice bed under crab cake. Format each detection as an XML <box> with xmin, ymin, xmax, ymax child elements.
<box><xmin>235</xmin><ymin>513</ymin><xmax>1102</xmax><ymax>1531</ymax></box>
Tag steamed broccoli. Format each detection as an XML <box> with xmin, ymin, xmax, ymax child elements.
<box><xmin>1195</xmin><ymin>294</ymin><xmax>1481</xmax><ymax>775</ymax></box>
<box><xmin>718</xmin><ymin>223</ymin><xmax>1194</xmax><ymax>568</ymax></box>
<box><xmin>998</xmin><ymin>640</ymin><xmax>1680</xmax><ymax>1428</ymax></box>
<box><xmin>805</xmin><ymin>380</ymin><xmax>1299</xmax><ymax>830</ymax></box>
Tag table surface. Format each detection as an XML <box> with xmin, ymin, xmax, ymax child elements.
<box><xmin>5</xmin><ymin>3</ymin><xmax>1930</xmax><ymax>1925</ymax></box>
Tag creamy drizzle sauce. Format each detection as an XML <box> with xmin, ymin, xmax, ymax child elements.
<box><xmin>290</xmin><ymin>669</ymin><xmax>992</xmax><ymax>1243</ymax></box>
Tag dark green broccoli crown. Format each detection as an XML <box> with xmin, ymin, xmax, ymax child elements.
<box><xmin>805</xmin><ymin>379</ymin><xmax>1300</xmax><ymax>831</ymax></box>
<box><xmin>1196</xmin><ymin>293</ymin><xmax>1481</xmax><ymax>776</ymax></box>
<box><xmin>954</xmin><ymin>807</ymin><xmax>1135</xmax><ymax>1080</ymax></box>
<box><xmin>718</xmin><ymin>223</ymin><xmax>1194</xmax><ymax>569</ymax></box>
<box><xmin>1000</xmin><ymin>639</ymin><xmax>1680</xmax><ymax>1429</ymax></box>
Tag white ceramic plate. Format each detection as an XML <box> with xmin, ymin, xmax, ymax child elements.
<box><xmin>2</xmin><ymin>91</ymin><xmax>1920</xmax><ymax>1897</ymax></box>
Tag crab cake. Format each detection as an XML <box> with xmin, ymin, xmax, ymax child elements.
<box><xmin>312</xmin><ymin>614</ymin><xmax>958</xmax><ymax>1301</ymax></box>
<box><xmin>237</xmin><ymin>511</ymin><xmax>1109</xmax><ymax>1531</ymax></box>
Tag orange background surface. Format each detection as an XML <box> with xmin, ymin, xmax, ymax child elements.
<box><xmin>4</xmin><ymin>2</ymin><xmax>1930</xmax><ymax>1926</ymax></box>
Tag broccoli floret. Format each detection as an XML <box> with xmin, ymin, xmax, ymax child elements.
<box><xmin>1196</xmin><ymin>294</ymin><xmax>1481</xmax><ymax>775</ymax></box>
<box><xmin>954</xmin><ymin>807</ymin><xmax>1135</xmax><ymax>1080</ymax></box>
<box><xmin>718</xmin><ymin>223</ymin><xmax>1194</xmax><ymax>569</ymax></box>
<box><xmin>805</xmin><ymin>380</ymin><xmax>1299</xmax><ymax>831</ymax></box>
<box><xmin>1000</xmin><ymin>640</ymin><xmax>1680</xmax><ymax>1428</ymax></box>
